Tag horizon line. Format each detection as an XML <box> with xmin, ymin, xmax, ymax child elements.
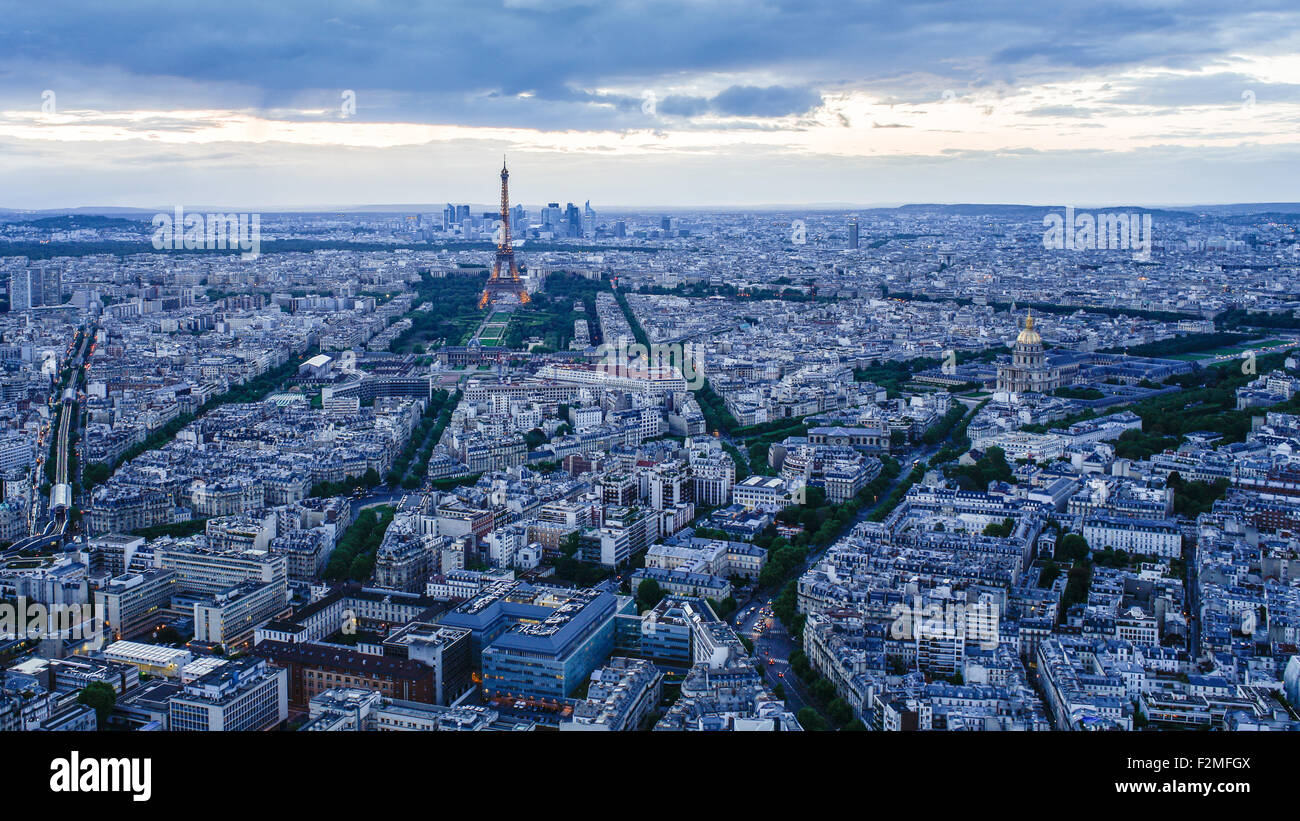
<box><xmin>5</xmin><ymin>200</ymin><xmax>1300</xmax><ymax>215</ymax></box>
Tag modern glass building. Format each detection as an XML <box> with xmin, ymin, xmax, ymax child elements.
<box><xmin>614</xmin><ymin>596</ymin><xmax>720</xmax><ymax>665</ymax></box>
<box><xmin>440</xmin><ymin>581</ymin><xmax>635</xmax><ymax>699</ymax></box>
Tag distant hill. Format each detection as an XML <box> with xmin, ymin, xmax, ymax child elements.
<box><xmin>866</xmin><ymin>203</ymin><xmax>1203</xmax><ymax>220</ymax></box>
<box><xmin>11</xmin><ymin>214</ymin><xmax>149</xmax><ymax>230</ymax></box>
<box><xmin>1182</xmin><ymin>203</ymin><xmax>1300</xmax><ymax>216</ymax></box>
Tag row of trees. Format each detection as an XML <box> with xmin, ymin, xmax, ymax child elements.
<box><xmin>1120</xmin><ymin>349</ymin><xmax>1300</xmax><ymax>455</ymax></box>
<box><xmin>732</xmin><ymin>415</ymin><xmax>812</xmax><ymax>440</ymax></box>
<box><xmin>1216</xmin><ymin>307</ymin><xmax>1300</xmax><ymax>331</ymax></box>
<box><xmin>503</xmin><ymin>272</ymin><xmax>610</xmax><ymax>350</ymax></box>
<box><xmin>881</xmin><ymin>287</ymin><xmax>1191</xmax><ymax>322</ymax></box>
<box><xmin>694</xmin><ymin>381</ymin><xmax>739</xmax><ymax>434</ymax></box>
<box><xmin>85</xmin><ymin>348</ymin><xmax>318</xmax><ymax>492</ymax></box>
<box><xmin>867</xmin><ymin>463</ymin><xmax>923</xmax><ymax>523</ymax></box>
<box><xmin>789</xmin><ymin>648</ymin><xmax>865</xmax><ymax>731</ymax></box>
<box><xmin>633</xmin><ymin>280</ymin><xmax>818</xmax><ymax>303</ymax></box>
<box><xmin>927</xmin><ymin>399</ymin><xmax>984</xmax><ymax>466</ymax></box>
<box><xmin>386</xmin><ymin>390</ymin><xmax>457</xmax><ymax>489</ymax></box>
<box><xmin>323</xmin><ymin>505</ymin><xmax>395</xmax><ymax>582</ymax></box>
<box><xmin>945</xmin><ymin>445</ymin><xmax>1013</xmax><ymax>492</ymax></box>
<box><xmin>853</xmin><ymin>355</ymin><xmax>941</xmax><ymax>396</ymax></box>
<box><xmin>310</xmin><ymin>468</ymin><xmax>383</xmax><ymax>499</ymax></box>
<box><xmin>553</xmin><ymin>530</ymin><xmax>618</xmax><ymax>588</ymax></box>
<box><xmin>1168</xmin><ymin>473</ymin><xmax>1232</xmax><ymax>518</ymax></box>
<box><xmin>1053</xmin><ymin>386</ymin><xmax>1106</xmax><ymax>400</ymax></box>
<box><xmin>130</xmin><ymin>518</ymin><xmax>208</xmax><ymax>540</ymax></box>
<box><xmin>1100</xmin><ymin>330</ymin><xmax>1253</xmax><ymax>358</ymax></box>
<box><xmin>387</xmin><ymin>271</ymin><xmax>487</xmax><ymax>354</ymax></box>
<box><xmin>760</xmin><ymin>458</ymin><xmax>904</xmax><ymax>592</ymax></box>
<box><xmin>921</xmin><ymin>403</ymin><xmax>967</xmax><ymax>446</ymax></box>
<box><xmin>1020</xmin><ymin>348</ymin><xmax>1297</xmax><ymax>452</ymax></box>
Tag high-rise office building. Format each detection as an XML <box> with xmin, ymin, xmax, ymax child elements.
<box><xmin>848</xmin><ymin>219</ymin><xmax>859</xmax><ymax>250</ymax></box>
<box><xmin>41</xmin><ymin>267</ymin><xmax>61</xmax><ymax>305</ymax></box>
<box><xmin>9</xmin><ymin>269</ymin><xmax>39</xmax><ymax>311</ymax></box>
<box><xmin>96</xmin><ymin>569</ymin><xmax>179</xmax><ymax>641</ymax></box>
<box><xmin>541</xmin><ymin>202</ymin><xmax>562</xmax><ymax>234</ymax></box>
<box><xmin>565</xmin><ymin>203</ymin><xmax>582</xmax><ymax>238</ymax></box>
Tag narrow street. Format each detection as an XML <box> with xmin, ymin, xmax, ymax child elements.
<box><xmin>720</xmin><ymin>399</ymin><xmax>973</xmax><ymax>724</ymax></box>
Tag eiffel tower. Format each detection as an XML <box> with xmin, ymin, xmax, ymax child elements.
<box><xmin>478</xmin><ymin>158</ymin><xmax>530</xmax><ymax>309</ymax></box>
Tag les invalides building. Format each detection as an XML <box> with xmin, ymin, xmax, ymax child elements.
<box><xmin>997</xmin><ymin>310</ymin><xmax>1063</xmax><ymax>394</ymax></box>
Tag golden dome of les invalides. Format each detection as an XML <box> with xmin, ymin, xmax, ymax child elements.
<box><xmin>1016</xmin><ymin>310</ymin><xmax>1042</xmax><ymax>347</ymax></box>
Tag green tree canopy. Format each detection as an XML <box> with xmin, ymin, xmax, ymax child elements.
<box><xmin>77</xmin><ymin>681</ymin><xmax>117</xmax><ymax>727</ymax></box>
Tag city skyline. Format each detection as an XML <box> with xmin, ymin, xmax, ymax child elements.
<box><xmin>4</xmin><ymin>1</ymin><xmax>1299</xmax><ymax>790</ymax></box>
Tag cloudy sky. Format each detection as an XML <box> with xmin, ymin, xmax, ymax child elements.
<box><xmin>2</xmin><ymin>0</ymin><xmax>1299</xmax><ymax>209</ymax></box>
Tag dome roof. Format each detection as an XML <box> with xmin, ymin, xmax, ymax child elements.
<box><xmin>1016</xmin><ymin>311</ymin><xmax>1041</xmax><ymax>346</ymax></box>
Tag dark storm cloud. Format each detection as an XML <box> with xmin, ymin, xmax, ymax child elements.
<box><xmin>710</xmin><ymin>85</ymin><xmax>822</xmax><ymax>117</ymax></box>
<box><xmin>659</xmin><ymin>95</ymin><xmax>711</xmax><ymax>117</ymax></box>
<box><xmin>655</xmin><ymin>86</ymin><xmax>821</xmax><ymax>118</ymax></box>
<box><xmin>2</xmin><ymin>0</ymin><xmax>1298</xmax><ymax>130</ymax></box>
